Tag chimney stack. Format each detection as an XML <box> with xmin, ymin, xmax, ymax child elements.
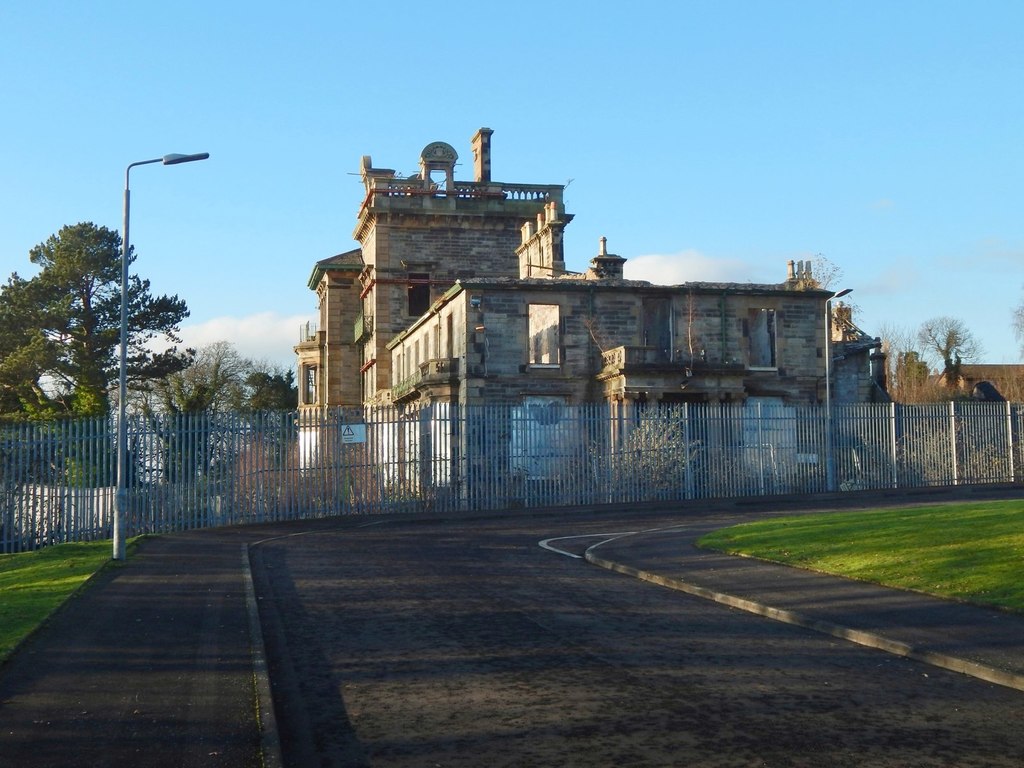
<box><xmin>471</xmin><ymin>127</ymin><xmax>493</xmax><ymax>182</ymax></box>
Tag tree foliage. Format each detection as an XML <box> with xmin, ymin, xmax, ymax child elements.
<box><xmin>147</xmin><ymin>341</ymin><xmax>247</xmax><ymax>415</ymax></box>
<box><xmin>893</xmin><ymin>350</ymin><xmax>934</xmax><ymax>398</ymax></box>
<box><xmin>145</xmin><ymin>341</ymin><xmax>297</xmax><ymax>414</ymax></box>
<box><xmin>0</xmin><ymin>222</ymin><xmax>190</xmax><ymax>419</ymax></box>
<box><xmin>245</xmin><ymin>368</ymin><xmax>298</xmax><ymax>412</ymax></box>
<box><xmin>878</xmin><ymin>323</ymin><xmax>943</xmax><ymax>403</ymax></box>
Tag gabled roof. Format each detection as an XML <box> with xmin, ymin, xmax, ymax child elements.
<box><xmin>307</xmin><ymin>248</ymin><xmax>363</xmax><ymax>289</ymax></box>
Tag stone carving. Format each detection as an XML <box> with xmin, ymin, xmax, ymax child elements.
<box><xmin>420</xmin><ymin>142</ymin><xmax>458</xmax><ymax>163</ymax></box>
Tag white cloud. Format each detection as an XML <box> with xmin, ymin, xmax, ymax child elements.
<box><xmin>167</xmin><ymin>311</ymin><xmax>313</xmax><ymax>370</ymax></box>
<box><xmin>624</xmin><ymin>250</ymin><xmax>773</xmax><ymax>285</ymax></box>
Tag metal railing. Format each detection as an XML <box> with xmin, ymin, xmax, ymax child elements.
<box><xmin>3</xmin><ymin>401</ymin><xmax>1022</xmax><ymax>552</ymax></box>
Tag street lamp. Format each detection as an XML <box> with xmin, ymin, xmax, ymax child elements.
<box><xmin>114</xmin><ymin>152</ymin><xmax>209</xmax><ymax>561</ymax></box>
<box><xmin>824</xmin><ymin>287</ymin><xmax>853</xmax><ymax>492</ymax></box>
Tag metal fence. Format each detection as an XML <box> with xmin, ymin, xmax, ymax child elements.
<box><xmin>3</xmin><ymin>401</ymin><xmax>1023</xmax><ymax>552</ymax></box>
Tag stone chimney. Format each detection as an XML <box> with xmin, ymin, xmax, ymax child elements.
<box><xmin>586</xmin><ymin>236</ymin><xmax>626</xmax><ymax>280</ymax></box>
<box><xmin>471</xmin><ymin>127</ymin><xmax>494</xmax><ymax>183</ymax></box>
<box><xmin>785</xmin><ymin>259</ymin><xmax>815</xmax><ymax>288</ymax></box>
<box><xmin>870</xmin><ymin>346</ymin><xmax>887</xmax><ymax>393</ymax></box>
<box><xmin>516</xmin><ymin>201</ymin><xmax>566</xmax><ymax>278</ymax></box>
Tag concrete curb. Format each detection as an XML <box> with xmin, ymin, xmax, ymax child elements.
<box><xmin>242</xmin><ymin>543</ymin><xmax>283</xmax><ymax>768</ymax></box>
<box><xmin>584</xmin><ymin>549</ymin><xmax>1024</xmax><ymax>694</ymax></box>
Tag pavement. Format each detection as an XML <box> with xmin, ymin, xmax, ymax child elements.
<box><xmin>586</xmin><ymin>520</ymin><xmax>1024</xmax><ymax>692</ymax></box>
<box><xmin>2</xmin><ymin>490</ymin><xmax>1024</xmax><ymax>768</ymax></box>
<box><xmin>0</xmin><ymin>528</ymin><xmax>265</xmax><ymax>768</ymax></box>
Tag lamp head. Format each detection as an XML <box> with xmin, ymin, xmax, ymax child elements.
<box><xmin>162</xmin><ymin>152</ymin><xmax>210</xmax><ymax>165</ymax></box>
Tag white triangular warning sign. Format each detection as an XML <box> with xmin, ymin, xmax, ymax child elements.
<box><xmin>340</xmin><ymin>423</ymin><xmax>367</xmax><ymax>444</ymax></box>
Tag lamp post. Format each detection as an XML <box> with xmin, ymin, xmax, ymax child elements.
<box><xmin>114</xmin><ymin>152</ymin><xmax>209</xmax><ymax>561</ymax></box>
<box><xmin>824</xmin><ymin>287</ymin><xmax>853</xmax><ymax>492</ymax></box>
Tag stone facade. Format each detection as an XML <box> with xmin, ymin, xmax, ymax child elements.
<box><xmin>387</xmin><ymin>270</ymin><xmax>835</xmax><ymax>408</ymax></box>
<box><xmin>350</xmin><ymin>129</ymin><xmax>564</xmax><ymax>407</ymax></box>
<box><xmin>297</xmin><ymin>129</ymin><xmax>886</xmax><ymax>412</ymax></box>
<box><xmin>829</xmin><ymin>302</ymin><xmax>889</xmax><ymax>404</ymax></box>
<box><xmin>295</xmin><ymin>249</ymin><xmax>362</xmax><ymax>408</ymax></box>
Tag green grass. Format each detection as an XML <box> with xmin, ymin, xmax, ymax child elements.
<box><xmin>0</xmin><ymin>540</ymin><xmax>125</xmax><ymax>662</ymax></box>
<box><xmin>698</xmin><ymin>500</ymin><xmax>1024</xmax><ymax>613</ymax></box>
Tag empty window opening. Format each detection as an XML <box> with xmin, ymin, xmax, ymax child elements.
<box><xmin>747</xmin><ymin>309</ymin><xmax>777</xmax><ymax>368</ymax></box>
<box><xmin>303</xmin><ymin>365</ymin><xmax>318</xmax><ymax>405</ymax></box>
<box><xmin>529</xmin><ymin>304</ymin><xmax>561</xmax><ymax>366</ymax></box>
<box><xmin>408</xmin><ymin>273</ymin><xmax>430</xmax><ymax>317</ymax></box>
<box><xmin>427</xmin><ymin>169</ymin><xmax>448</xmax><ymax>192</ymax></box>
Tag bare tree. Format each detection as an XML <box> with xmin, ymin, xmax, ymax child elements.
<box><xmin>795</xmin><ymin>254</ymin><xmax>864</xmax><ymax>326</ymax></box>
<box><xmin>917</xmin><ymin>316</ymin><xmax>982</xmax><ymax>388</ymax></box>
<box><xmin>1013</xmin><ymin>288</ymin><xmax>1024</xmax><ymax>360</ymax></box>
<box><xmin>789</xmin><ymin>253</ymin><xmax>842</xmax><ymax>291</ymax></box>
<box><xmin>878</xmin><ymin>323</ymin><xmax>942</xmax><ymax>402</ymax></box>
<box><xmin>810</xmin><ymin>253</ymin><xmax>842</xmax><ymax>291</ymax></box>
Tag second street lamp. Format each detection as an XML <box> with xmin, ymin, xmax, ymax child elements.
<box><xmin>114</xmin><ymin>152</ymin><xmax>209</xmax><ymax>561</ymax></box>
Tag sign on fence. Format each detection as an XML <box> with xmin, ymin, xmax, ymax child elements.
<box><xmin>341</xmin><ymin>424</ymin><xmax>367</xmax><ymax>444</ymax></box>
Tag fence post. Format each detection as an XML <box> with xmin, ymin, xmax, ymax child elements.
<box><xmin>756</xmin><ymin>401</ymin><xmax>766</xmax><ymax>495</ymax></box>
<box><xmin>824</xmin><ymin>400</ymin><xmax>835</xmax><ymax>492</ymax></box>
<box><xmin>889</xmin><ymin>401</ymin><xmax>898</xmax><ymax>489</ymax></box>
<box><xmin>1006</xmin><ymin>401</ymin><xmax>1016</xmax><ymax>483</ymax></box>
<box><xmin>950</xmin><ymin>400</ymin><xmax>960</xmax><ymax>486</ymax></box>
<box><xmin>683</xmin><ymin>403</ymin><xmax>694</xmax><ymax>500</ymax></box>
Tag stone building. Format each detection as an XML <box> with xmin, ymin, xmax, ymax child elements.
<box><xmin>296</xmin><ymin>128</ymin><xmax>565</xmax><ymax>408</ymax></box>
<box><xmin>296</xmin><ymin>129</ymin><xmax>885</xmax><ymax>413</ymax></box>
<box><xmin>829</xmin><ymin>302</ymin><xmax>889</xmax><ymax>404</ymax></box>
<box><xmin>952</xmin><ymin>364</ymin><xmax>1024</xmax><ymax>401</ymax></box>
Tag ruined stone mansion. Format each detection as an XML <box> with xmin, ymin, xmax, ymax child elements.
<box><xmin>295</xmin><ymin>128</ymin><xmax>887</xmax><ymax>413</ymax></box>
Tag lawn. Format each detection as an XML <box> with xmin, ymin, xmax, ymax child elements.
<box><xmin>0</xmin><ymin>541</ymin><xmax>122</xmax><ymax>662</ymax></box>
<box><xmin>698</xmin><ymin>499</ymin><xmax>1024</xmax><ymax>614</ymax></box>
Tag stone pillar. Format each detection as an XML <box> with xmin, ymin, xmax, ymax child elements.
<box><xmin>870</xmin><ymin>347</ymin><xmax>887</xmax><ymax>392</ymax></box>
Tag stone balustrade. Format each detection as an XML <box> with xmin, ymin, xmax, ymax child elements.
<box><xmin>366</xmin><ymin>177</ymin><xmax>563</xmax><ymax>203</ymax></box>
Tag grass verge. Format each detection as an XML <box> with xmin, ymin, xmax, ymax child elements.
<box><xmin>698</xmin><ymin>499</ymin><xmax>1024</xmax><ymax>614</ymax></box>
<box><xmin>0</xmin><ymin>540</ymin><xmax>130</xmax><ymax>662</ymax></box>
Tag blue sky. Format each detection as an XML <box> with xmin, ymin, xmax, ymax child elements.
<box><xmin>3</xmin><ymin>1</ymin><xmax>1022</xmax><ymax>370</ymax></box>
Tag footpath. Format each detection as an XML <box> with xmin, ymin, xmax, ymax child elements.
<box><xmin>0</xmin><ymin>529</ymin><xmax>263</xmax><ymax>768</ymax></box>
<box><xmin>1</xmin><ymin>489</ymin><xmax>1023</xmax><ymax>767</ymax></box>
<box><xmin>587</xmin><ymin>515</ymin><xmax>1024</xmax><ymax>692</ymax></box>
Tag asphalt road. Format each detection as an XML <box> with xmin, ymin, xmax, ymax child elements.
<box><xmin>249</xmin><ymin>509</ymin><xmax>1024</xmax><ymax>768</ymax></box>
